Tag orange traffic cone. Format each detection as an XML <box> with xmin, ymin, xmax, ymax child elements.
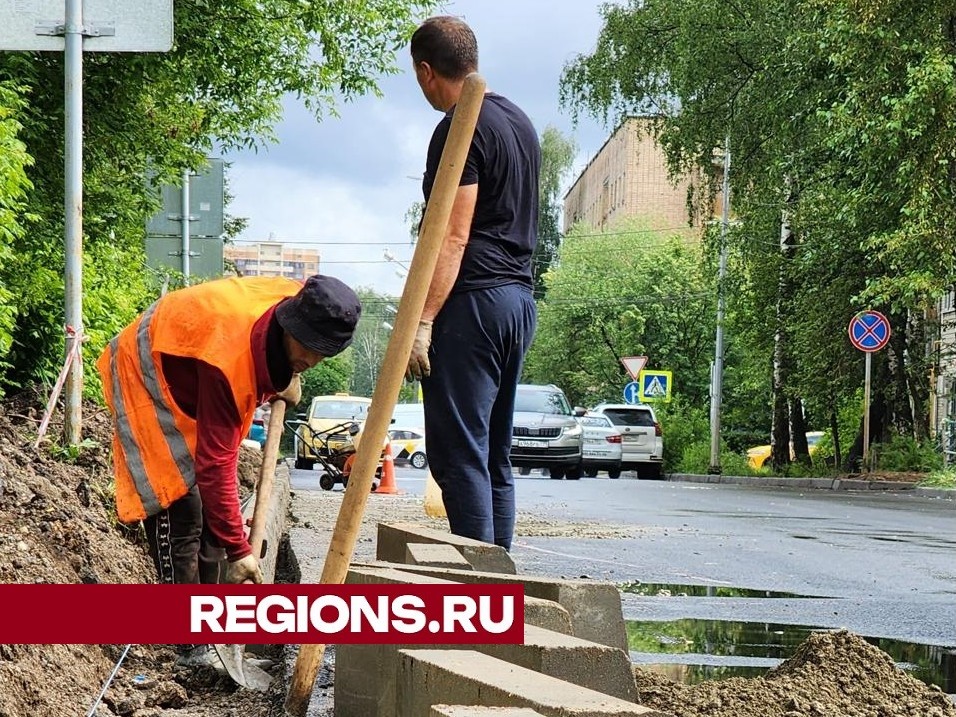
<box><xmin>374</xmin><ymin>440</ymin><xmax>398</xmax><ymax>494</ymax></box>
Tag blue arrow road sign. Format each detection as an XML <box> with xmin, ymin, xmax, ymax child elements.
<box><xmin>623</xmin><ymin>381</ymin><xmax>641</xmax><ymax>405</ymax></box>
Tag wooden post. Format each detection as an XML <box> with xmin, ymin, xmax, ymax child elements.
<box><xmin>284</xmin><ymin>72</ymin><xmax>487</xmax><ymax>717</ymax></box>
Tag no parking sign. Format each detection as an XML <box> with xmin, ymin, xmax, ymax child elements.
<box><xmin>848</xmin><ymin>310</ymin><xmax>890</xmax><ymax>468</ymax></box>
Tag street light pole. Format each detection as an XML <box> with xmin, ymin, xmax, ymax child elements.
<box><xmin>708</xmin><ymin>136</ymin><xmax>731</xmax><ymax>474</ymax></box>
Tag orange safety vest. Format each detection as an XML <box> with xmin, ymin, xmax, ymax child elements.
<box><xmin>97</xmin><ymin>276</ymin><xmax>302</xmax><ymax>523</ymax></box>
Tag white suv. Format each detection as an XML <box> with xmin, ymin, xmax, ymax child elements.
<box><xmin>588</xmin><ymin>403</ymin><xmax>664</xmax><ymax>479</ymax></box>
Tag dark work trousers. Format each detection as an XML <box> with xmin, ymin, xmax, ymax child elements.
<box><xmin>422</xmin><ymin>284</ymin><xmax>536</xmax><ymax>550</ymax></box>
<box><xmin>144</xmin><ymin>484</ymin><xmax>226</xmax><ymax>585</ymax></box>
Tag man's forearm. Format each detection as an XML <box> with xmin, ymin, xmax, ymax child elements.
<box><xmin>422</xmin><ymin>183</ymin><xmax>478</xmax><ymax>321</ymax></box>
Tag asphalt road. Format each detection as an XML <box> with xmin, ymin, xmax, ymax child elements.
<box><xmin>291</xmin><ymin>465</ymin><xmax>956</xmax><ymax>648</ymax></box>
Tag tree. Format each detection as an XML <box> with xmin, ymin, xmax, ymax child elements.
<box><xmin>533</xmin><ymin>126</ymin><xmax>577</xmax><ymax>299</ymax></box>
<box><xmin>560</xmin><ymin>0</ymin><xmax>956</xmax><ymax>456</ymax></box>
<box><xmin>524</xmin><ymin>218</ymin><xmax>714</xmax><ymax>408</ymax></box>
<box><xmin>0</xmin><ymin>0</ymin><xmax>439</xmax><ymax>395</ymax></box>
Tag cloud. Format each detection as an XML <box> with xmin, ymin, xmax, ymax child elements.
<box><xmin>225</xmin><ymin>0</ymin><xmax>614</xmax><ymax>296</ymax></box>
<box><xmin>228</xmin><ymin>162</ymin><xmax>419</xmax><ymax>297</ymax></box>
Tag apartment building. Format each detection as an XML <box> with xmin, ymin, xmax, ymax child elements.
<box><xmin>563</xmin><ymin>117</ymin><xmax>714</xmax><ymax>234</ymax></box>
<box><xmin>225</xmin><ymin>241</ymin><xmax>320</xmax><ymax>280</ymax></box>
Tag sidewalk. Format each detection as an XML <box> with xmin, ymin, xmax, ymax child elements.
<box><xmin>668</xmin><ymin>472</ymin><xmax>956</xmax><ymax>500</ymax></box>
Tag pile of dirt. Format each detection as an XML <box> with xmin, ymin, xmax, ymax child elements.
<box><xmin>0</xmin><ymin>392</ymin><xmax>276</xmax><ymax>717</ymax></box>
<box><xmin>633</xmin><ymin>630</ymin><xmax>956</xmax><ymax>717</ymax></box>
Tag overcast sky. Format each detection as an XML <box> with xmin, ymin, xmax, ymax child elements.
<box><xmin>225</xmin><ymin>0</ymin><xmax>613</xmax><ymax>297</ymax></box>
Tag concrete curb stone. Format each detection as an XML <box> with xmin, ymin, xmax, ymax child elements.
<box><xmin>668</xmin><ymin>472</ymin><xmax>954</xmax><ymax>500</ymax></box>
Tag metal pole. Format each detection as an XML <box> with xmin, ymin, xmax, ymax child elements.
<box><xmin>708</xmin><ymin>136</ymin><xmax>731</xmax><ymax>474</ymax></box>
<box><xmin>181</xmin><ymin>168</ymin><xmax>191</xmax><ymax>283</ymax></box>
<box><xmin>862</xmin><ymin>352</ymin><xmax>872</xmax><ymax>470</ymax></box>
<box><xmin>63</xmin><ymin>0</ymin><xmax>84</xmax><ymax>446</ymax></box>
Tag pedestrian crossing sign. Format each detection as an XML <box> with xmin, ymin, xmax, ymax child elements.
<box><xmin>639</xmin><ymin>370</ymin><xmax>672</xmax><ymax>403</ymax></box>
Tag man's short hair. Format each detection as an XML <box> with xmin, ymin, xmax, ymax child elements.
<box><xmin>411</xmin><ymin>16</ymin><xmax>478</xmax><ymax>80</ymax></box>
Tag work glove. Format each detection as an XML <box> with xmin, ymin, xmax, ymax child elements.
<box><xmin>224</xmin><ymin>554</ymin><xmax>263</xmax><ymax>584</ymax></box>
<box><xmin>406</xmin><ymin>320</ymin><xmax>433</xmax><ymax>381</ymax></box>
<box><xmin>274</xmin><ymin>373</ymin><xmax>302</xmax><ymax>406</ymax></box>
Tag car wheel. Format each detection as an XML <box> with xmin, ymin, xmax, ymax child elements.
<box><xmin>410</xmin><ymin>451</ymin><xmax>428</xmax><ymax>470</ymax></box>
<box><xmin>638</xmin><ymin>463</ymin><xmax>663</xmax><ymax>480</ymax></box>
<box><xmin>584</xmin><ymin>468</ymin><xmax>598</xmax><ymax>478</ymax></box>
<box><xmin>566</xmin><ymin>464</ymin><xmax>582</xmax><ymax>480</ymax></box>
<box><xmin>608</xmin><ymin>467</ymin><xmax>622</xmax><ymax>479</ymax></box>
<box><xmin>550</xmin><ymin>467</ymin><xmax>565</xmax><ymax>480</ymax></box>
<box><xmin>518</xmin><ymin>466</ymin><xmax>531</xmax><ymax>476</ymax></box>
<box><xmin>318</xmin><ymin>473</ymin><xmax>335</xmax><ymax>491</ymax></box>
<box><xmin>295</xmin><ymin>456</ymin><xmax>315</xmax><ymax>471</ymax></box>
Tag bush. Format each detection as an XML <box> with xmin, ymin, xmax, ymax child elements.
<box><xmin>675</xmin><ymin>439</ymin><xmax>762</xmax><ymax>476</ymax></box>
<box><xmin>655</xmin><ymin>398</ymin><xmax>709</xmax><ymax>471</ymax></box>
<box><xmin>870</xmin><ymin>435</ymin><xmax>943</xmax><ymax>473</ymax></box>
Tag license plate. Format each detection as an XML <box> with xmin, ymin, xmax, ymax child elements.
<box><xmin>624</xmin><ymin>435</ymin><xmax>643</xmax><ymax>442</ymax></box>
<box><xmin>514</xmin><ymin>439</ymin><xmax>543</xmax><ymax>448</ymax></box>
<box><xmin>584</xmin><ymin>438</ymin><xmax>602</xmax><ymax>444</ymax></box>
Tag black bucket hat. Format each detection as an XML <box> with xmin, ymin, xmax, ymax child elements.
<box><xmin>275</xmin><ymin>275</ymin><xmax>361</xmax><ymax>356</ymax></box>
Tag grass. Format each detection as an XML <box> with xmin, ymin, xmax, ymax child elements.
<box><xmin>918</xmin><ymin>469</ymin><xmax>956</xmax><ymax>489</ymax></box>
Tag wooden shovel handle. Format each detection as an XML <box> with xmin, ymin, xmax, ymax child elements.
<box><xmin>285</xmin><ymin>72</ymin><xmax>487</xmax><ymax>717</ymax></box>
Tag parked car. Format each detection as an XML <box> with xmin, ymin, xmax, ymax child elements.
<box><xmin>294</xmin><ymin>394</ymin><xmax>388</xmax><ymax>471</ymax></box>
<box><xmin>388</xmin><ymin>427</ymin><xmax>427</xmax><ymax>469</ymax></box>
<box><xmin>578</xmin><ymin>413</ymin><xmax>623</xmax><ymax>479</ymax></box>
<box><xmin>246</xmin><ymin>406</ymin><xmax>268</xmax><ymax>448</ymax></box>
<box><xmin>589</xmin><ymin>403</ymin><xmax>664</xmax><ymax>479</ymax></box>
<box><xmin>747</xmin><ymin>431</ymin><xmax>825</xmax><ymax>470</ymax></box>
<box><xmin>510</xmin><ymin>384</ymin><xmax>585</xmax><ymax>480</ymax></box>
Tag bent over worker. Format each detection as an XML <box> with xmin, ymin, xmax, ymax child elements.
<box><xmin>98</xmin><ymin>274</ymin><xmax>361</xmax><ymax>586</ymax></box>
<box><xmin>408</xmin><ymin>16</ymin><xmax>540</xmax><ymax>550</ymax></box>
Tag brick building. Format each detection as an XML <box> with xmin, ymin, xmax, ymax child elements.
<box><xmin>563</xmin><ymin>117</ymin><xmax>714</xmax><ymax>234</ymax></box>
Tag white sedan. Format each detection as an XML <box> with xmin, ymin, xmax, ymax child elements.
<box><xmin>578</xmin><ymin>414</ymin><xmax>623</xmax><ymax>479</ymax></box>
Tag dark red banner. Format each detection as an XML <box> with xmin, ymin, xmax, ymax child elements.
<box><xmin>0</xmin><ymin>583</ymin><xmax>524</xmax><ymax>644</ymax></box>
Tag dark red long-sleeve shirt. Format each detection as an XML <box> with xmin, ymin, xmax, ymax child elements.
<box><xmin>161</xmin><ymin>306</ymin><xmax>292</xmax><ymax>560</ymax></box>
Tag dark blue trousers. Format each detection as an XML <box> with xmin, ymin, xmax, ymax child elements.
<box><xmin>422</xmin><ymin>284</ymin><xmax>536</xmax><ymax>550</ymax></box>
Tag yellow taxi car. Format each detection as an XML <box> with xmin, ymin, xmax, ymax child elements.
<box><xmin>294</xmin><ymin>394</ymin><xmax>387</xmax><ymax>471</ymax></box>
<box><xmin>747</xmin><ymin>431</ymin><xmax>824</xmax><ymax>470</ymax></box>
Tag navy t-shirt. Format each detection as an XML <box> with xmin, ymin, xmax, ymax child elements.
<box><xmin>422</xmin><ymin>92</ymin><xmax>540</xmax><ymax>294</ymax></box>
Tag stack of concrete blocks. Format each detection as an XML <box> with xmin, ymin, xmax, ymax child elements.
<box><xmin>336</xmin><ymin>522</ymin><xmax>671</xmax><ymax>717</ymax></box>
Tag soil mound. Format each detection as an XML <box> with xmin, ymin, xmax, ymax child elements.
<box><xmin>633</xmin><ymin>630</ymin><xmax>956</xmax><ymax>717</ymax></box>
<box><xmin>0</xmin><ymin>392</ymin><xmax>274</xmax><ymax>717</ymax></box>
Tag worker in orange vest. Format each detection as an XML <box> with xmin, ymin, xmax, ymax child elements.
<box><xmin>98</xmin><ymin>274</ymin><xmax>360</xmax><ymax>589</ymax></box>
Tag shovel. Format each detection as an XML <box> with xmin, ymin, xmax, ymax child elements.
<box><xmin>212</xmin><ymin>394</ymin><xmax>291</xmax><ymax>690</ymax></box>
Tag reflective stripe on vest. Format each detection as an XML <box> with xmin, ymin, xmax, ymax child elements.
<box><xmin>100</xmin><ymin>277</ymin><xmax>302</xmax><ymax>522</ymax></box>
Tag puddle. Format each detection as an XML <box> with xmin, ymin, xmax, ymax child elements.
<box><xmin>620</xmin><ymin>581</ymin><xmax>815</xmax><ymax>599</ymax></box>
<box><xmin>627</xmin><ymin>618</ymin><xmax>956</xmax><ymax>691</ymax></box>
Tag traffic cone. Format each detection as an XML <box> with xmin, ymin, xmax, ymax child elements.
<box><xmin>374</xmin><ymin>440</ymin><xmax>398</xmax><ymax>494</ymax></box>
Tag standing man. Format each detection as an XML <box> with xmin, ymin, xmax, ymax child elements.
<box><xmin>407</xmin><ymin>16</ymin><xmax>540</xmax><ymax>550</ymax></box>
<box><xmin>98</xmin><ymin>274</ymin><xmax>360</xmax><ymax>588</ymax></box>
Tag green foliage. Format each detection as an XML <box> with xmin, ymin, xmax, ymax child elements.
<box><xmin>523</xmin><ymin>218</ymin><xmax>714</xmax><ymax>408</ymax></box>
<box><xmin>677</xmin><ymin>440</ymin><xmax>761</xmax><ymax>477</ymax></box>
<box><xmin>920</xmin><ymin>469</ymin><xmax>956</xmax><ymax>489</ymax></box>
<box><xmin>0</xmin><ymin>0</ymin><xmax>438</xmax><ymax>397</ymax></box>
<box><xmin>47</xmin><ymin>437</ymin><xmax>98</xmax><ymax>464</ymax></box>
<box><xmin>870</xmin><ymin>435</ymin><xmax>944</xmax><ymax>473</ymax></box>
<box><xmin>349</xmin><ymin>288</ymin><xmax>395</xmax><ymax>398</ymax></box>
<box><xmin>654</xmin><ymin>398</ymin><xmax>709</xmax><ymax>471</ymax></box>
<box><xmin>0</xmin><ymin>82</ymin><xmax>34</xmax><ymax>393</ymax></box>
<box><xmin>299</xmin><ymin>356</ymin><xmax>353</xmax><ymax>410</ymax></box>
<box><xmin>533</xmin><ymin>126</ymin><xmax>577</xmax><ymax>300</ymax></box>
<box><xmin>559</xmin><ymin>0</ymin><xmax>956</xmax><ymax>457</ymax></box>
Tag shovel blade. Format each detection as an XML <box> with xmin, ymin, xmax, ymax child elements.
<box><xmin>212</xmin><ymin>644</ymin><xmax>273</xmax><ymax>691</ymax></box>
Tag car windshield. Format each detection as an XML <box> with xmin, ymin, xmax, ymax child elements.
<box><xmin>514</xmin><ymin>389</ymin><xmax>571</xmax><ymax>415</ymax></box>
<box><xmin>601</xmin><ymin>408</ymin><xmax>655</xmax><ymax>426</ymax></box>
<box><xmin>311</xmin><ymin>400</ymin><xmax>370</xmax><ymax>420</ymax></box>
